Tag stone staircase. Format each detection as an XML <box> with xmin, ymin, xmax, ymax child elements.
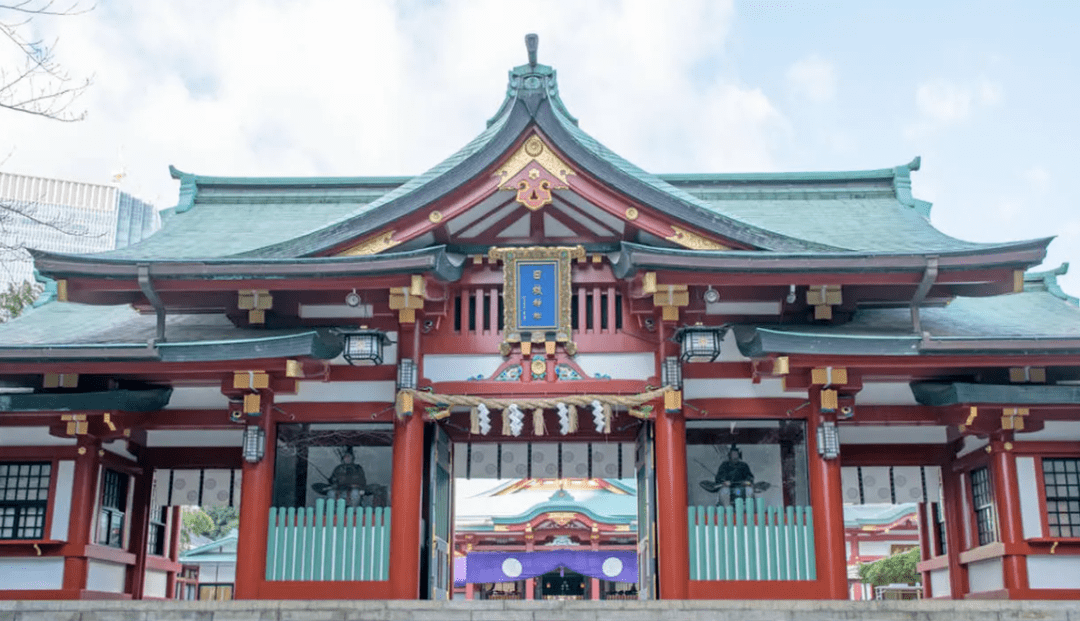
<box><xmin>1</xmin><ymin>599</ymin><xmax>1076</xmax><ymax>621</ymax></box>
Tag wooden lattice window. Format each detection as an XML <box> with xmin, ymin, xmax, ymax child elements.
<box><xmin>148</xmin><ymin>506</ymin><xmax>167</xmax><ymax>556</ymax></box>
<box><xmin>0</xmin><ymin>462</ymin><xmax>51</xmax><ymax>540</ymax></box>
<box><xmin>97</xmin><ymin>469</ymin><xmax>128</xmax><ymax>548</ymax></box>
<box><xmin>969</xmin><ymin>467</ymin><xmax>998</xmax><ymax>546</ymax></box>
<box><xmin>1043</xmin><ymin>458</ymin><xmax>1080</xmax><ymax>537</ymax></box>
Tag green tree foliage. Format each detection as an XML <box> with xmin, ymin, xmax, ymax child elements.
<box><xmin>858</xmin><ymin>547</ymin><xmax>921</xmax><ymax>586</ymax></box>
<box><xmin>0</xmin><ymin>280</ymin><xmax>37</xmax><ymax>322</ymax></box>
<box><xmin>180</xmin><ymin>505</ymin><xmax>240</xmax><ymax>549</ymax></box>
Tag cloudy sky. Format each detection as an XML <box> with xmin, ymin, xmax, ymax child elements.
<box><xmin>4</xmin><ymin>1</ymin><xmax>1078</xmax><ymax>292</ymax></box>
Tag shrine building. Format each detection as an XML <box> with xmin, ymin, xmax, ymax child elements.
<box><xmin>1</xmin><ymin>35</ymin><xmax>1079</xmax><ymax>601</ymax></box>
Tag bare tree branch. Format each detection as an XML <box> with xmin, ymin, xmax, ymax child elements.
<box><xmin>0</xmin><ymin>1</ymin><xmax>93</xmax><ymax>122</ymax></box>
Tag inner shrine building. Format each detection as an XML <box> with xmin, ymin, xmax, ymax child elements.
<box><xmin>2</xmin><ymin>36</ymin><xmax>1079</xmax><ymax>601</ymax></box>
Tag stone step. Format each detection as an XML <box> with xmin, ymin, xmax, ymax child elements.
<box><xmin>0</xmin><ymin>599</ymin><xmax>1076</xmax><ymax>621</ymax></box>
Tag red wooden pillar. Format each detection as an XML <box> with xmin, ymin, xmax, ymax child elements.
<box><xmin>388</xmin><ymin>409</ymin><xmax>425</xmax><ymax>599</ymax></box>
<box><xmin>525</xmin><ymin>577</ymin><xmax>535</xmax><ymax>600</ymax></box>
<box><xmin>165</xmin><ymin>506</ymin><xmax>181</xmax><ymax>599</ymax></box>
<box><xmin>591</xmin><ymin>577</ymin><xmax>600</xmax><ymax>600</ymax></box>
<box><xmin>62</xmin><ymin>436</ymin><xmax>100</xmax><ymax>594</ymax></box>
<box><xmin>126</xmin><ymin>464</ymin><xmax>153</xmax><ymax>598</ymax></box>
<box><xmin>990</xmin><ymin>433</ymin><xmax>1028</xmax><ymax>596</ymax></box>
<box><xmin>940</xmin><ymin>462</ymin><xmax>969</xmax><ymax>599</ymax></box>
<box><xmin>655</xmin><ymin>406</ymin><xmax>689</xmax><ymax>599</ymax></box>
<box><xmin>808</xmin><ymin>393</ymin><xmax>847</xmax><ymax>599</ymax></box>
<box><xmin>233</xmin><ymin>415</ymin><xmax>276</xmax><ymax>599</ymax></box>
<box><xmin>916</xmin><ymin>501</ymin><xmax>933</xmax><ymax>598</ymax></box>
<box><xmin>465</xmin><ymin>582</ymin><xmax>475</xmax><ymax>600</ymax></box>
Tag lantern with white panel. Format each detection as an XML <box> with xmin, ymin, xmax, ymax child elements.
<box><xmin>676</xmin><ymin>325</ymin><xmax>726</xmax><ymax>363</ymax></box>
<box><xmin>342</xmin><ymin>329</ymin><xmax>391</xmax><ymax>365</ymax></box>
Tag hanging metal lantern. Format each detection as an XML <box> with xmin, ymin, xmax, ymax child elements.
<box><xmin>342</xmin><ymin>329</ymin><xmax>390</xmax><ymax>365</ymax></box>
<box><xmin>677</xmin><ymin>325</ymin><xmax>726</xmax><ymax>363</ymax></box>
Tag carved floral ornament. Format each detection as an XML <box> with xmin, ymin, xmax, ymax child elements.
<box><xmin>494</xmin><ymin>135</ymin><xmax>575</xmax><ymax>210</ymax></box>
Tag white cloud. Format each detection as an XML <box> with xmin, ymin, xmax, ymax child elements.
<box><xmin>912</xmin><ymin>78</ymin><xmax>1001</xmax><ymax>124</ymax></box>
<box><xmin>1023</xmin><ymin>166</ymin><xmax>1051</xmax><ymax>192</ymax></box>
<box><xmin>786</xmin><ymin>54</ymin><xmax>836</xmax><ymax>103</ymax></box>
<box><xmin>1</xmin><ymin>0</ymin><xmax>787</xmax><ymax>208</ymax></box>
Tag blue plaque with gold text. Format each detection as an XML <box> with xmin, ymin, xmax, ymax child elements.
<box><xmin>517</xmin><ymin>261</ymin><xmax>558</xmax><ymax>330</ymax></box>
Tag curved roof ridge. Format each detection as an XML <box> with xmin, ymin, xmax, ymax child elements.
<box><xmin>1024</xmin><ymin>262</ymin><xmax>1078</xmax><ymax>306</ymax></box>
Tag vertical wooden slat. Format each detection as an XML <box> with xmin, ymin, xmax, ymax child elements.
<box><xmin>363</xmin><ymin>507</ymin><xmax>374</xmax><ymax>580</ymax></box>
<box><xmin>606</xmin><ymin>286</ymin><xmax>616</xmax><ymax>334</ymax></box>
<box><xmin>755</xmin><ymin>499</ymin><xmax>766</xmax><ymax>580</ymax></box>
<box><xmin>355</xmin><ymin>506</ymin><xmax>366</xmax><ymax>580</ymax></box>
<box><xmin>266</xmin><ymin>508</ymin><xmax>279</xmax><ymax>580</ymax></box>
<box><xmin>381</xmin><ymin>507</ymin><xmax>392</xmax><ymax>580</ymax></box>
<box><xmin>745</xmin><ymin>498</ymin><xmax>757</xmax><ymax>580</ymax></box>
<box><xmin>576</xmin><ymin>286</ymin><xmax>586</xmax><ymax>335</ymax></box>
<box><xmin>724</xmin><ymin>504</ymin><xmax>735</xmax><ymax>579</ymax></box>
<box><xmin>785</xmin><ymin>506</ymin><xmax>796</xmax><ymax>580</ymax></box>
<box><xmin>283</xmin><ymin>507</ymin><xmax>296</xmax><ymax>580</ymax></box>
<box><xmin>473</xmin><ymin>289</ymin><xmax>482</xmax><ymax>335</ymax></box>
<box><xmin>767</xmin><ymin>506</ymin><xmax>779</xmax><ymax>581</ymax></box>
<box><xmin>687</xmin><ymin>507</ymin><xmax>698</xmax><ymax>580</ymax></box>
<box><xmin>313</xmin><ymin>499</ymin><xmax>325</xmax><ymax>581</ymax></box>
<box><xmin>794</xmin><ymin>507</ymin><xmax>806</xmax><ymax>580</ymax></box>
<box><xmin>332</xmin><ymin>499</ymin><xmax>345</xmax><ymax>580</ymax></box>
<box><xmin>591</xmin><ymin>286</ymin><xmax>601</xmax><ymax>335</ymax></box>
<box><xmin>805</xmin><ymin>506</ymin><xmax>816</xmax><ymax>580</ymax></box>
<box><xmin>489</xmin><ymin>288</ymin><xmax>499</xmax><ymax>336</ymax></box>
<box><xmin>344</xmin><ymin>506</ymin><xmax>355</xmax><ymax>581</ymax></box>
<box><xmin>716</xmin><ymin>505</ymin><xmax>727</xmax><ymax>580</ymax></box>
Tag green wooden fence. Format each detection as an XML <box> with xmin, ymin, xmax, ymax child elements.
<box><xmin>688</xmin><ymin>499</ymin><xmax>815</xmax><ymax>581</ymax></box>
<box><xmin>266</xmin><ymin>499</ymin><xmax>391</xmax><ymax>581</ymax></box>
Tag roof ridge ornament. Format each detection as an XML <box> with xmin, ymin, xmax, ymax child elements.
<box><xmin>526</xmin><ymin>33</ymin><xmax>538</xmax><ymax>67</ymax></box>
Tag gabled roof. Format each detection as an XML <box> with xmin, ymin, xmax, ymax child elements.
<box><xmin>456</xmin><ymin>478</ymin><xmax>637</xmax><ymax>530</ymax></box>
<box><xmin>38</xmin><ymin>37</ymin><xmax>1041</xmax><ymax>268</ymax></box>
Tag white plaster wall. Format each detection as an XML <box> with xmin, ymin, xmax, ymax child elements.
<box><xmin>929</xmin><ymin>568</ymin><xmax>950</xmax><ymax>598</ymax></box>
<box><xmin>858</xmin><ymin>383</ymin><xmax>920</xmax><ymax>406</ymax></box>
<box><xmin>957</xmin><ymin>436</ymin><xmax>989</xmax><ymax>458</ymax></box>
<box><xmin>1027</xmin><ymin>556</ymin><xmax>1080</xmax><ymax>589</ymax></box>
<box><xmin>102</xmin><ymin>439</ymin><xmax>137</xmax><ymax>462</ymax></box>
<box><xmin>839</xmin><ymin>426</ymin><xmax>947</xmax><ymax>444</ymax></box>
<box><xmin>0</xmin><ymin>426</ymin><xmax>76</xmax><ymax>446</ymax></box>
<box><xmin>85</xmin><ymin>560</ymin><xmax>127</xmax><ymax>594</ymax></box>
<box><xmin>422</xmin><ymin>354</ymin><xmax>504</xmax><ymax>382</ymax></box>
<box><xmin>684</xmin><ymin>377</ymin><xmax>789</xmax><ymax>399</ymax></box>
<box><xmin>144</xmin><ymin>569</ymin><xmax>168</xmax><ymax>598</ymax></box>
<box><xmin>1016</xmin><ymin>420</ymin><xmax>1080</xmax><ymax>442</ymax></box>
<box><xmin>966</xmin><ymin>558</ymin><xmax>1004</xmax><ymax>593</ymax></box>
<box><xmin>858</xmin><ymin>541</ymin><xmax>895</xmax><ymax>557</ymax></box>
<box><xmin>166</xmin><ymin>386</ymin><xmax>228</xmax><ymax>409</ymax></box>
<box><xmin>574</xmin><ymin>353</ymin><xmax>656</xmax><ymax>380</ymax></box>
<box><xmin>1016</xmin><ymin>456</ymin><xmax>1044</xmax><ymax>539</ymax></box>
<box><xmin>49</xmin><ymin>460</ymin><xmax>74</xmax><ymax>541</ymax></box>
<box><xmin>706</xmin><ymin>301</ymin><xmax>781</xmax><ymax>316</ymax></box>
<box><xmin>0</xmin><ymin>557</ymin><xmax>64</xmax><ymax>590</ymax></box>
<box><xmin>147</xmin><ymin>429</ymin><xmax>243</xmax><ymax>447</ymax></box>
<box><xmin>716</xmin><ymin>331</ymin><xmax>751</xmax><ymax>362</ymax></box>
<box><xmin>275</xmin><ymin>380</ymin><xmax>395</xmax><ymax>403</ymax></box>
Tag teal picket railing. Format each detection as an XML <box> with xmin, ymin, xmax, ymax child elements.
<box><xmin>687</xmin><ymin>499</ymin><xmax>815</xmax><ymax>581</ymax></box>
<box><xmin>266</xmin><ymin>499</ymin><xmax>391</xmax><ymax>581</ymax></box>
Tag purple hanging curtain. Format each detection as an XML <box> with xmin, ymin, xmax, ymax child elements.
<box><xmin>461</xmin><ymin>550</ymin><xmax>637</xmax><ymax>584</ymax></box>
<box><xmin>454</xmin><ymin>556</ymin><xmax>468</xmax><ymax>587</ymax></box>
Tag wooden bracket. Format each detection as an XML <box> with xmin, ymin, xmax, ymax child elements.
<box><xmin>807</xmin><ymin>285</ymin><xmax>842</xmax><ymax>321</ymax></box>
<box><xmin>43</xmin><ymin>372</ymin><xmax>78</xmax><ymax>388</ymax></box>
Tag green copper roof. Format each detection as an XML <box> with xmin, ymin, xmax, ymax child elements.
<box><xmin>0</xmin><ymin>299</ymin><xmax>343</xmax><ymax>362</ymax></box>
<box><xmin>734</xmin><ymin>278</ymin><xmax>1080</xmax><ymax>357</ymax></box>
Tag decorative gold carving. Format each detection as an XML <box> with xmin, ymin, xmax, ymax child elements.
<box><xmin>642</xmin><ymin>272</ymin><xmax>657</xmax><ymax>295</ymax></box>
<box><xmin>773</xmin><ymin>356</ymin><xmax>790</xmax><ymax>376</ymax></box>
<box><xmin>243</xmin><ymin>393</ymin><xmax>261</xmax><ymax>414</ymax></box>
<box><xmin>496</xmin><ymin>136</ymin><xmax>574</xmax><ymax>185</ymax></box>
<box><xmin>666</xmin><ymin>225</ymin><xmax>730</xmax><ymax>251</ymax></box>
<box><xmin>44</xmin><ymin>373</ymin><xmax>78</xmax><ymax>388</ymax></box>
<box><xmin>57</xmin><ymin>279</ymin><xmax>68</xmax><ymax>302</ymax></box>
<box><xmin>530</xmin><ymin>358</ymin><xmax>547</xmax><ymax>376</ymax></box>
<box><xmin>494</xmin><ymin>135</ymin><xmax>575</xmax><ymax>210</ymax></box>
<box><xmin>285</xmin><ymin>360</ymin><xmax>303</xmax><ymax>378</ymax></box>
<box><xmin>807</xmin><ymin>285</ymin><xmax>843</xmax><ymax>306</ymax></box>
<box><xmin>810</xmin><ymin>367</ymin><xmax>848</xmax><ymax>386</ymax></box>
<box><xmin>61</xmin><ymin>414</ymin><xmax>87</xmax><ymax>435</ymax></box>
<box><xmin>625</xmin><ymin>207</ymin><xmax>639</xmax><ymax>221</ymax></box>
<box><xmin>233</xmin><ymin>370</ymin><xmax>270</xmax><ymax>390</ymax></box>
<box><xmin>399</xmin><ymin>309</ymin><xmax>416</xmax><ymax>323</ymax></box>
<box><xmin>429</xmin><ymin>210</ymin><xmax>443</xmax><ymax>223</ymax></box>
<box><xmin>336</xmin><ymin>230</ymin><xmax>400</xmax><ymax>257</ymax></box>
